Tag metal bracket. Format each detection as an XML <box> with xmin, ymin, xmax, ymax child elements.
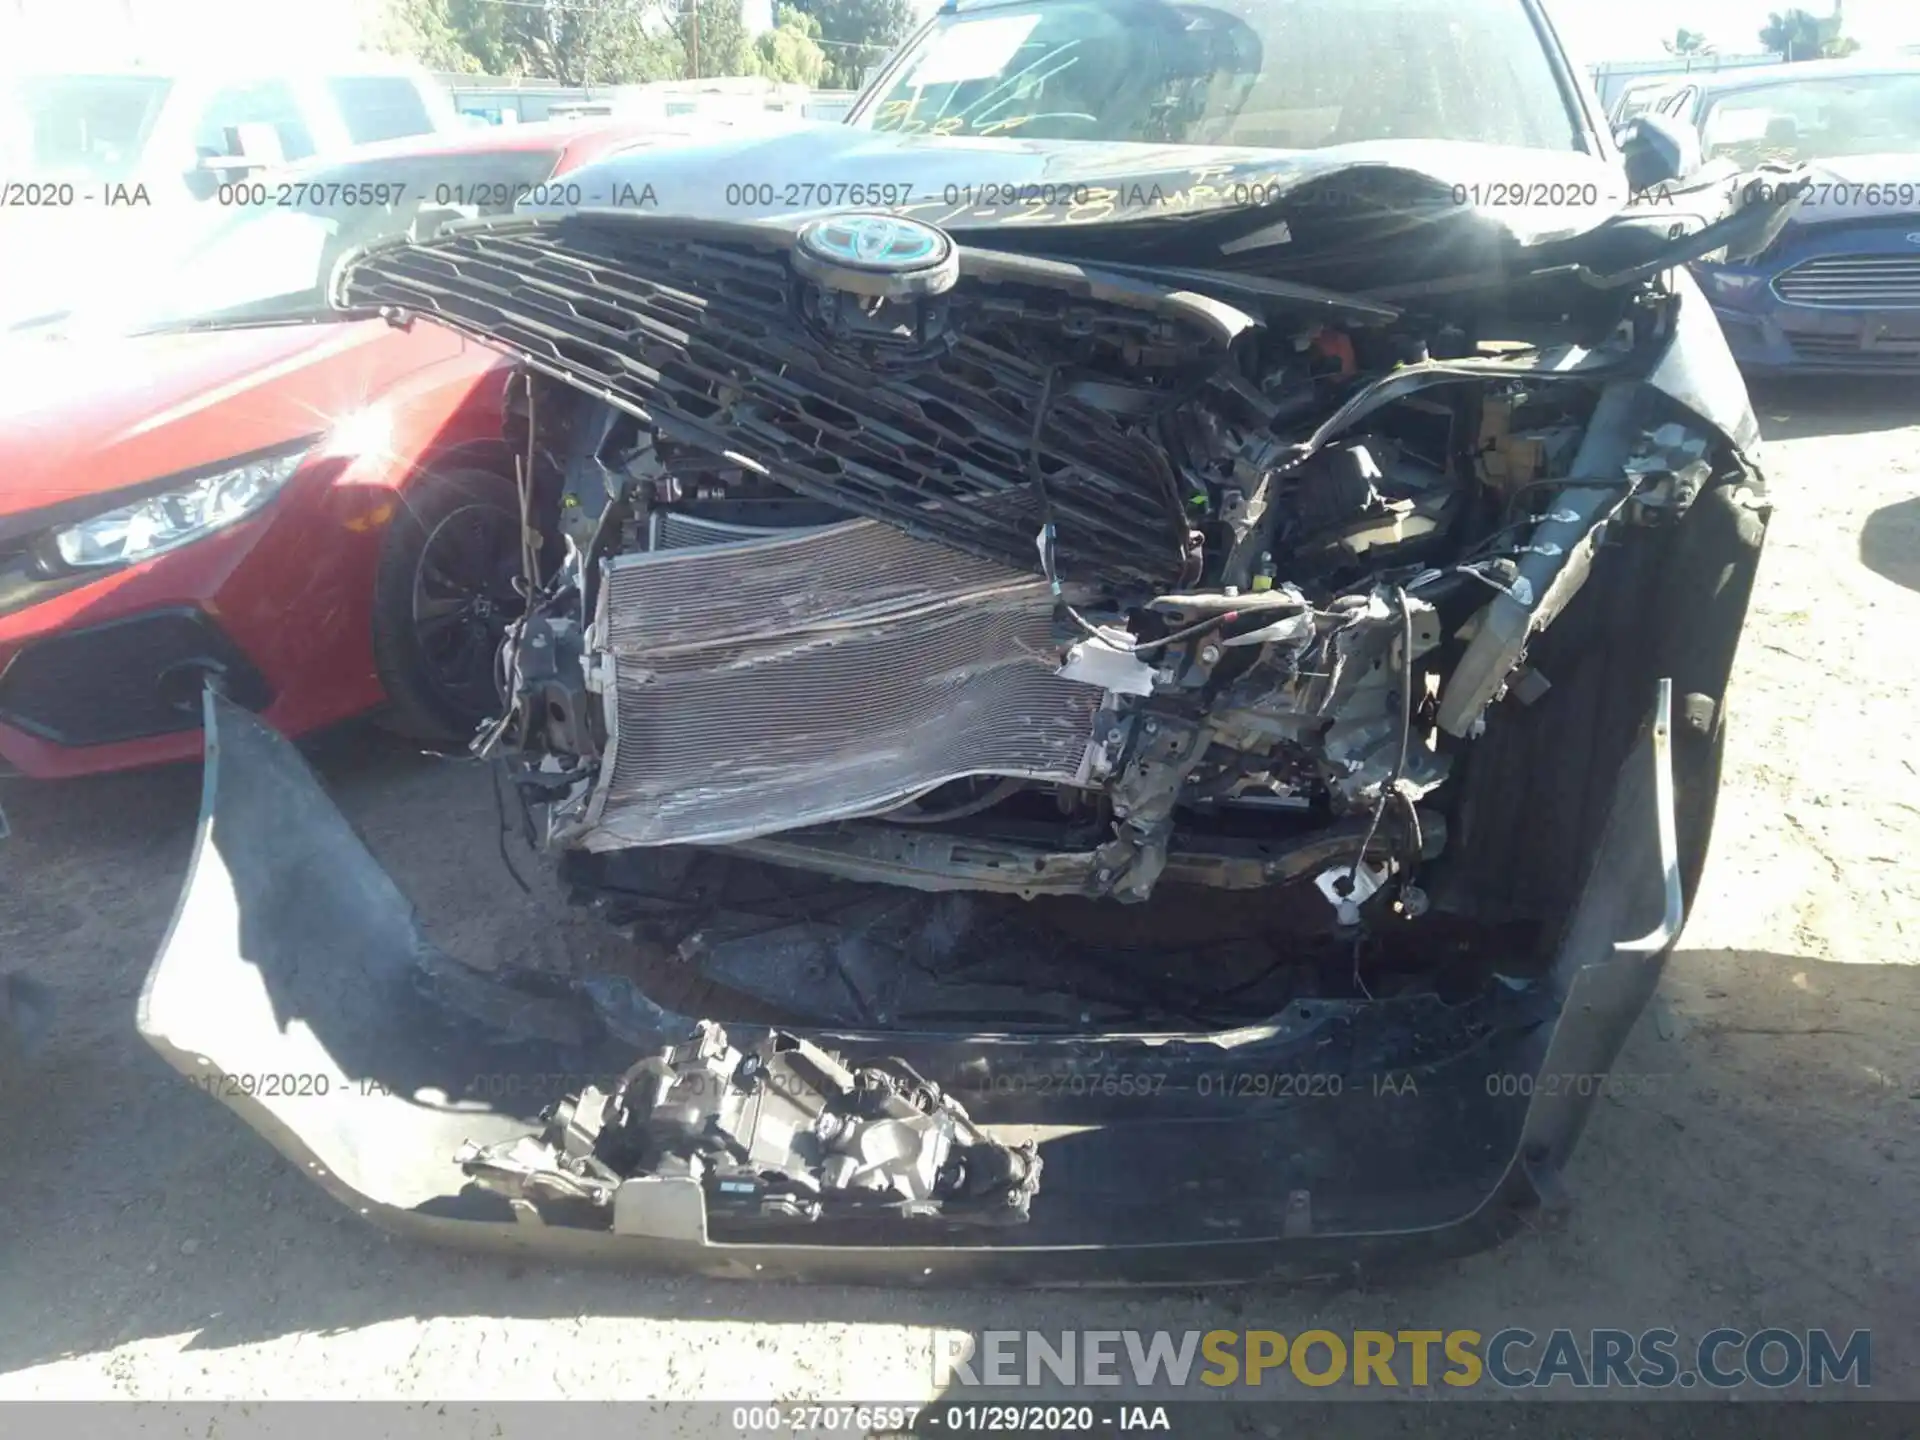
<box><xmin>1614</xmin><ymin>678</ymin><xmax>1684</xmax><ymax>956</ymax></box>
<box><xmin>1315</xmin><ymin>860</ymin><xmax>1389</xmax><ymax>926</ymax></box>
<box><xmin>611</xmin><ymin>1174</ymin><xmax>712</xmax><ymax>1244</ymax></box>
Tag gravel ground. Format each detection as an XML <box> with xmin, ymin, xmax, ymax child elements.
<box><xmin>1</xmin><ymin>377</ymin><xmax>1917</xmax><ymax>1420</ymax></box>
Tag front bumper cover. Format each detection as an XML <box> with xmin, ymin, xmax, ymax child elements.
<box><xmin>137</xmin><ymin>688</ymin><xmax>1682</xmax><ymax>1284</ymax></box>
<box><xmin>1710</xmin><ymin>299</ymin><xmax>1920</xmax><ymax>377</ymax></box>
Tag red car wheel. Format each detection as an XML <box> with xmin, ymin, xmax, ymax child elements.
<box><xmin>371</xmin><ymin>467</ymin><xmax>524</xmax><ymax>743</ymax></box>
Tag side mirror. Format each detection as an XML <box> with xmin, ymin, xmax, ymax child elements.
<box><xmin>200</xmin><ymin>123</ymin><xmax>285</xmax><ymax>174</ymax></box>
<box><xmin>186</xmin><ymin>124</ymin><xmax>284</xmax><ymax>200</ymax></box>
<box><xmin>1615</xmin><ymin>113</ymin><xmax>1703</xmax><ymax>194</ymax></box>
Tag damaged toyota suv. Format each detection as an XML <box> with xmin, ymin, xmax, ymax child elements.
<box><xmin>140</xmin><ymin>0</ymin><xmax>1803</xmax><ymax>1281</ymax></box>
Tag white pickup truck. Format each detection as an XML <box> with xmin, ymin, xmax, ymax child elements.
<box><xmin>0</xmin><ymin>60</ymin><xmax>461</xmax><ymax>325</ymax></box>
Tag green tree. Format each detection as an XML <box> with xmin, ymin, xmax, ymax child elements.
<box><xmin>1760</xmin><ymin>9</ymin><xmax>1821</xmax><ymax>61</ymax></box>
<box><xmin>377</xmin><ymin>0</ymin><xmax>677</xmax><ymax>83</ymax></box>
<box><xmin>752</xmin><ymin>6</ymin><xmax>829</xmax><ymax>86</ymax></box>
<box><xmin>375</xmin><ymin>0</ymin><xmax>842</xmax><ymax>84</ymax></box>
<box><xmin>436</xmin><ymin>0</ymin><xmax>521</xmax><ymax>76</ymax></box>
<box><xmin>374</xmin><ymin>0</ymin><xmax>487</xmax><ymax>73</ymax></box>
<box><xmin>1759</xmin><ymin>5</ymin><xmax>1856</xmax><ymax>62</ymax></box>
<box><xmin>508</xmin><ymin>0</ymin><xmax>677</xmax><ymax>84</ymax></box>
<box><xmin>663</xmin><ymin>0</ymin><xmax>759</xmax><ymax>79</ymax></box>
<box><xmin>788</xmin><ymin>0</ymin><xmax>914</xmax><ymax>89</ymax></box>
<box><xmin>1661</xmin><ymin>28</ymin><xmax>1715</xmax><ymax>57</ymax></box>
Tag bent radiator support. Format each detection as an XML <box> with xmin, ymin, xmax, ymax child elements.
<box><xmin>573</xmin><ymin>520</ymin><xmax>1110</xmax><ymax>851</ymax></box>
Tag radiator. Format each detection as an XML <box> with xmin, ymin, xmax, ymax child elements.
<box><xmin>572</xmin><ymin>520</ymin><xmax>1107</xmax><ymax>851</ymax></box>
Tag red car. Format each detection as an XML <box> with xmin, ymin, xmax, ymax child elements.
<box><xmin>0</xmin><ymin>119</ymin><xmax>656</xmax><ymax>779</ymax></box>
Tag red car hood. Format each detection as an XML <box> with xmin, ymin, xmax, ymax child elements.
<box><xmin>0</xmin><ymin>320</ymin><xmax>473</xmax><ymax>521</ymax></box>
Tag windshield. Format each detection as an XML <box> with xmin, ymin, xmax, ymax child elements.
<box><xmin>65</xmin><ymin>147</ymin><xmax>566</xmax><ymax>337</ymax></box>
<box><xmin>855</xmin><ymin>0</ymin><xmax>1581</xmax><ymax>150</ymax></box>
<box><xmin>0</xmin><ymin>74</ymin><xmax>173</xmax><ymax>182</ymax></box>
<box><xmin>1700</xmin><ymin>72</ymin><xmax>1920</xmax><ymax>165</ymax></box>
<box><xmin>1613</xmin><ymin>86</ymin><xmax>1672</xmax><ymax>124</ymax></box>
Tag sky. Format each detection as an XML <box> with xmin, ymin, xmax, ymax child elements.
<box><xmin>3</xmin><ymin>0</ymin><xmax>1920</xmax><ymax>72</ymax></box>
<box><xmin>0</xmin><ymin>0</ymin><xmax>369</xmax><ymax>67</ymax></box>
<box><xmin>1545</xmin><ymin>0</ymin><xmax>1920</xmax><ymax>67</ymax></box>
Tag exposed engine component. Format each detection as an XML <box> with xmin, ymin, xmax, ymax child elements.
<box><xmin>339</xmin><ymin>212</ymin><xmax>1725</xmax><ymax>916</ymax></box>
<box><xmin>1278</xmin><ymin>437</ymin><xmax>1462</xmax><ymax>580</ymax></box>
<box><xmin>458</xmin><ymin>1021</ymin><xmax>1041</xmax><ymax>1228</ymax></box>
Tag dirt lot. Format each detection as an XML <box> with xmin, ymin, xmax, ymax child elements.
<box><xmin>2</xmin><ymin>377</ymin><xmax>1918</xmax><ymax>1415</ymax></box>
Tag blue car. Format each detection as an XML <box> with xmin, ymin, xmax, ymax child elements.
<box><xmin>1657</xmin><ymin>58</ymin><xmax>1920</xmax><ymax>375</ymax></box>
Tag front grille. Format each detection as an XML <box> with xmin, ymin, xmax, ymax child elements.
<box><xmin>341</xmin><ymin>216</ymin><xmax>1216</xmax><ymax>589</ymax></box>
<box><xmin>1774</xmin><ymin>254</ymin><xmax>1920</xmax><ymax>308</ymax></box>
<box><xmin>1789</xmin><ymin>333</ymin><xmax>1870</xmax><ymax>358</ymax></box>
<box><xmin>0</xmin><ymin>608</ymin><xmax>271</xmax><ymax>746</ymax></box>
<box><xmin>577</xmin><ymin>520</ymin><xmax>1105</xmax><ymax>851</ymax></box>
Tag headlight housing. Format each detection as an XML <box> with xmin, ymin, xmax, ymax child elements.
<box><xmin>48</xmin><ymin>442</ymin><xmax>312</xmax><ymax>570</ymax></box>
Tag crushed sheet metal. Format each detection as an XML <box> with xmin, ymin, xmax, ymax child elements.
<box><xmin>1437</xmin><ymin>382</ymin><xmax>1645</xmax><ymax>737</ymax></box>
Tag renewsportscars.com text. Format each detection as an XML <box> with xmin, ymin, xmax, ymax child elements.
<box><xmin>937</xmin><ymin>1328</ymin><xmax>1871</xmax><ymax>1392</ymax></box>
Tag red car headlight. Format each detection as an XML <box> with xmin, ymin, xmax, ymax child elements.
<box><xmin>48</xmin><ymin>441</ymin><xmax>313</xmax><ymax>570</ymax></box>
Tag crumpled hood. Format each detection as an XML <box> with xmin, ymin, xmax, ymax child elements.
<box><xmin>530</xmin><ymin>124</ymin><xmax>1631</xmax><ymax>252</ymax></box>
<box><xmin>1785</xmin><ymin>153</ymin><xmax>1920</xmax><ymax>226</ymax></box>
